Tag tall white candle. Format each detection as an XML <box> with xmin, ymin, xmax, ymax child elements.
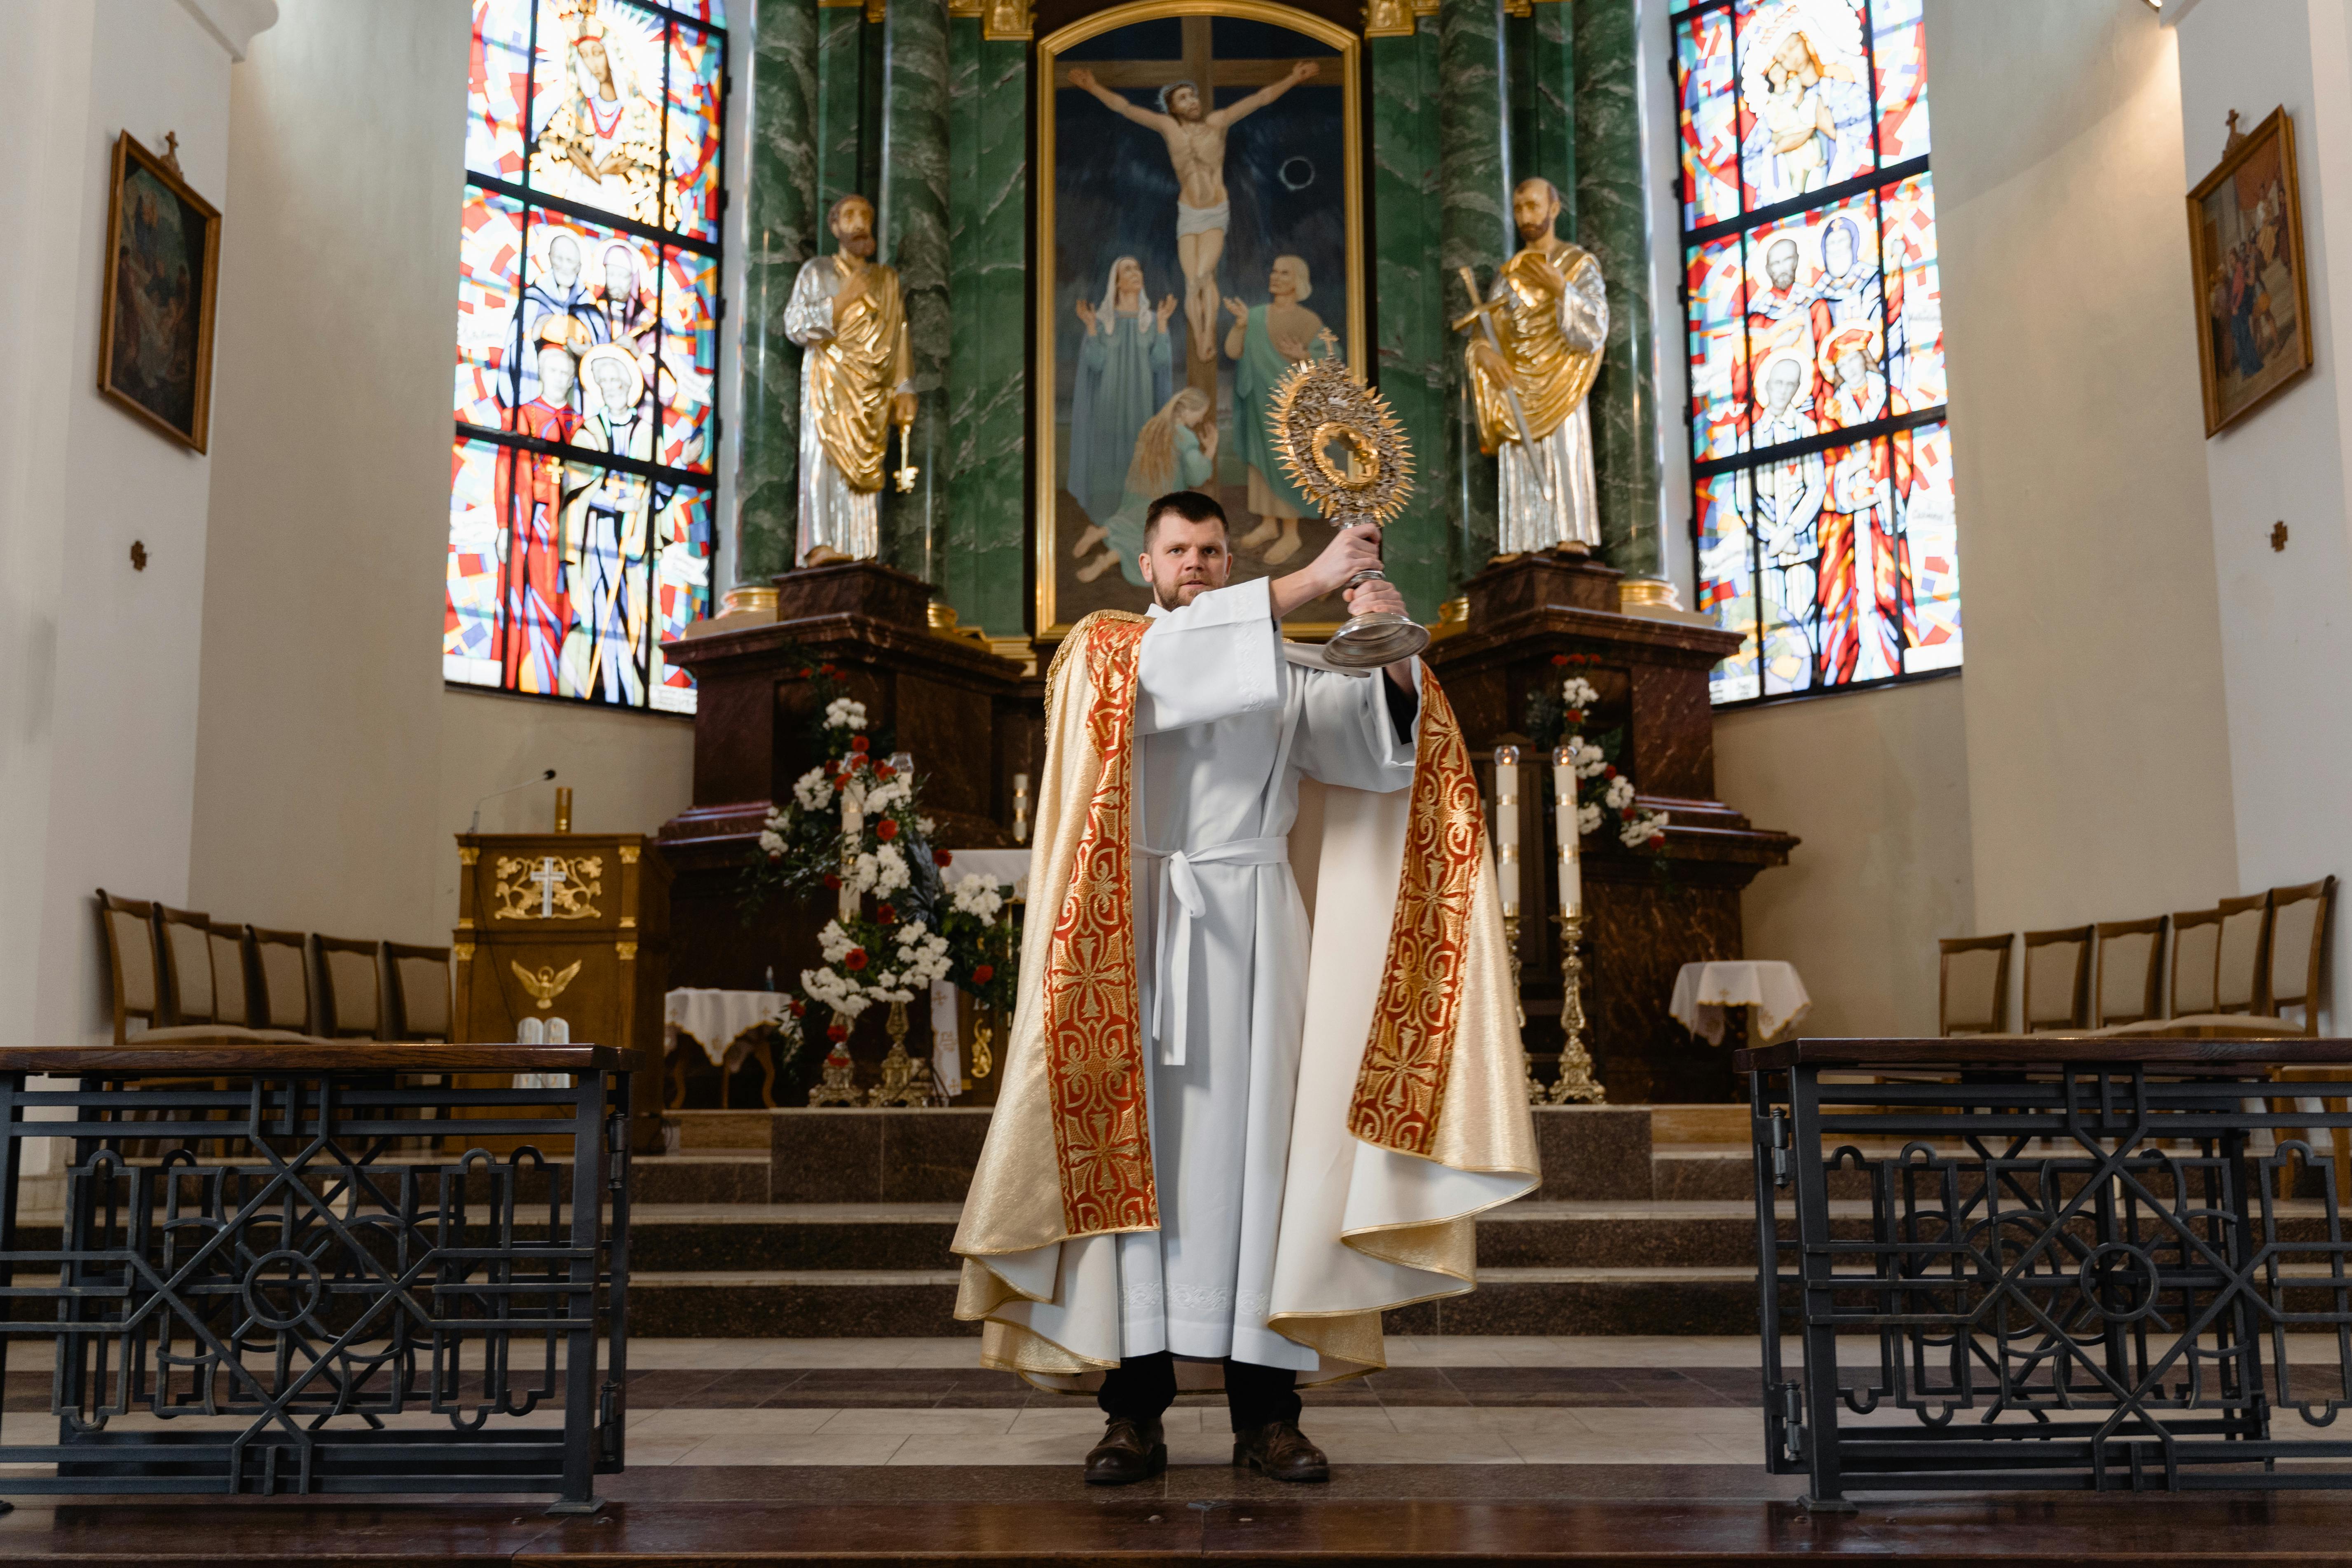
<box><xmin>840</xmin><ymin>788</ymin><xmax>862</xmax><ymax>921</ymax></box>
<box><xmin>1012</xmin><ymin>772</ymin><xmax>1031</xmax><ymax>845</ymax></box>
<box><xmin>1492</xmin><ymin>745</ymin><xmax>1521</xmax><ymax>917</ymax></box>
<box><xmin>1553</xmin><ymin>745</ymin><xmax>1582</xmax><ymax>918</ymax></box>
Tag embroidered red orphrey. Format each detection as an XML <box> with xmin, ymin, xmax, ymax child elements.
<box><xmin>1347</xmin><ymin>675</ymin><xmax>1483</xmax><ymax>1158</ymax></box>
<box><xmin>1042</xmin><ymin>615</ymin><xmax>1160</xmax><ymax>1235</ymax></box>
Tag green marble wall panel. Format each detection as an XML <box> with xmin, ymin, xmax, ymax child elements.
<box><xmin>737</xmin><ymin>0</ymin><xmax>821</xmax><ymax>583</ymax></box>
<box><xmin>1572</xmin><ymin>0</ymin><xmax>1662</xmax><ymax>577</ymax></box>
<box><xmin>815</xmin><ymin>7</ymin><xmax>865</xmax><ymax>220</ymax></box>
<box><xmin>1370</xmin><ymin>24</ymin><xmax>1448</xmax><ymax>621</ymax></box>
<box><xmin>942</xmin><ymin>28</ymin><xmax>1028</xmax><ymax>637</ymax></box>
<box><xmin>1437</xmin><ymin>0</ymin><xmax>1510</xmax><ymax>574</ymax></box>
<box><xmin>1528</xmin><ymin>0</ymin><xmax>1574</xmax><ymax>230</ymax></box>
<box><xmin>879</xmin><ymin>0</ymin><xmax>952</xmax><ymax>584</ymax></box>
<box><xmin>1506</xmin><ymin>9</ymin><xmax>1536</xmax><ymax>213</ymax></box>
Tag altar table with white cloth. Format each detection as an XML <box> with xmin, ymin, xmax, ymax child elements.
<box><xmin>1669</xmin><ymin>960</ymin><xmax>1811</xmax><ymax>1046</ymax></box>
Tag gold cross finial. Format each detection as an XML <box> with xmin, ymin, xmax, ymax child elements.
<box><xmin>159</xmin><ymin>130</ymin><xmax>183</xmax><ymax>178</ymax></box>
<box><xmin>2224</xmin><ymin>109</ymin><xmax>2246</xmax><ymax>152</ymax></box>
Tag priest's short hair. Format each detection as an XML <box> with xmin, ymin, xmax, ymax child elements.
<box><xmin>1143</xmin><ymin>489</ymin><xmax>1228</xmax><ymax>546</ymax></box>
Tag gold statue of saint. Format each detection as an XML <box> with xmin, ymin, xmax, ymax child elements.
<box><xmin>1459</xmin><ymin>178</ymin><xmax>1608</xmax><ymax>555</ymax></box>
<box><xmin>785</xmin><ymin>194</ymin><xmax>915</xmax><ymax>565</ymax></box>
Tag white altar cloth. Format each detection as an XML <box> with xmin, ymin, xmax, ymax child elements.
<box><xmin>1668</xmin><ymin>960</ymin><xmax>1811</xmax><ymax>1046</ymax></box>
<box><xmin>664</xmin><ymin>987</ymin><xmax>792</xmax><ymax>1070</ymax></box>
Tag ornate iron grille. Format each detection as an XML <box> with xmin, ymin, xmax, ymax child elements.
<box><xmin>1749</xmin><ymin>1048</ymin><xmax>2352</xmax><ymax>1505</ymax></box>
<box><xmin>0</xmin><ymin>1067</ymin><xmax>631</xmax><ymax>1512</ymax></box>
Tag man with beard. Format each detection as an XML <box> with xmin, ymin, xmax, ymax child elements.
<box><xmin>783</xmin><ymin>194</ymin><xmax>913</xmax><ymax>564</ymax></box>
<box><xmin>1066</xmin><ymin>62</ymin><xmax>1320</xmax><ymax>361</ymax></box>
<box><xmin>521</xmin><ymin>233</ymin><xmax>603</xmax><ymax>404</ymax></box>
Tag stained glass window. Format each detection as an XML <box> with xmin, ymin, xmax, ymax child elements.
<box><xmin>448</xmin><ymin>0</ymin><xmax>726</xmax><ymax>714</ymax></box>
<box><xmin>1670</xmin><ymin>0</ymin><xmax>1957</xmax><ymax>704</ymax></box>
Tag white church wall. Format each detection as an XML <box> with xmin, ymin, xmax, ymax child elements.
<box><xmin>7</xmin><ymin>0</ymin><xmax>236</xmax><ymax>1056</ymax></box>
<box><xmin>188</xmin><ymin>0</ymin><xmax>465</xmax><ymax>947</ymax></box>
<box><xmin>2174</xmin><ymin>0</ymin><xmax>2352</xmax><ymax>1028</ymax></box>
<box><xmin>1929</xmin><ymin>0</ymin><xmax>2239</xmax><ymax>967</ymax></box>
<box><xmin>190</xmin><ymin>0</ymin><xmax>700</xmax><ymax>960</ymax></box>
<box><xmin>1715</xmin><ymin>677</ymin><xmax>1975</xmax><ymax>1039</ymax></box>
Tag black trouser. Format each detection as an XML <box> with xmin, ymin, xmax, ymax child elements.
<box><xmin>1097</xmin><ymin>1351</ymin><xmax>1302</xmax><ymax>1434</ymax></box>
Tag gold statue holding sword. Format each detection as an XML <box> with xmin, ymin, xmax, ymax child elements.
<box><xmin>1453</xmin><ymin>178</ymin><xmax>1609</xmax><ymax>555</ymax></box>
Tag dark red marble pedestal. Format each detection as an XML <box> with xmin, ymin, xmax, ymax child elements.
<box><xmin>656</xmin><ymin>562</ymin><xmax>1032</xmax><ymax>1096</ymax></box>
<box><xmin>1427</xmin><ymin>553</ymin><xmax>1797</xmax><ymax>1104</ymax></box>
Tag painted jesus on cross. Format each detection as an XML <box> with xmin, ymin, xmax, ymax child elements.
<box><xmin>1066</xmin><ymin>61</ymin><xmax>1320</xmax><ymax>361</ymax></box>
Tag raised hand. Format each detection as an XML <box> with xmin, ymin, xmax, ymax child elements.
<box><xmin>1343</xmin><ymin>577</ymin><xmax>1406</xmax><ymax>618</ymax></box>
<box><xmin>1068</xmin><ymin>66</ymin><xmax>1096</xmax><ymax>91</ymax></box>
<box><xmin>1074</xmin><ymin>298</ymin><xmax>1098</xmax><ymax>334</ymax></box>
<box><xmin>1156</xmin><ymin>294</ymin><xmax>1178</xmax><ymax>330</ymax></box>
<box><xmin>1225</xmin><ymin>297</ymin><xmax>1249</xmax><ymax>323</ymax></box>
<box><xmin>1288</xmin><ymin>61</ymin><xmax>1320</xmax><ymax>85</ymax></box>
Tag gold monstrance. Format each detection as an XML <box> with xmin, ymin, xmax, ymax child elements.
<box><xmin>1268</xmin><ymin>345</ymin><xmax>1429</xmax><ymax>669</ymax></box>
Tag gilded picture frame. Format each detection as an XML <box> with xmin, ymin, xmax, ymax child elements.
<box><xmin>2186</xmin><ymin>107</ymin><xmax>2312</xmax><ymax>438</ymax></box>
<box><xmin>1034</xmin><ymin>0</ymin><xmax>1365</xmax><ymax>641</ymax></box>
<box><xmin>97</xmin><ymin>132</ymin><xmax>222</xmax><ymax>453</ymax></box>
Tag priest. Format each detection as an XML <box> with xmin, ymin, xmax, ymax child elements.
<box><xmin>952</xmin><ymin>490</ymin><xmax>1538</xmax><ymax>1485</ymax></box>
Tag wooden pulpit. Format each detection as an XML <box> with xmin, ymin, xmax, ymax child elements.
<box><xmin>452</xmin><ymin>832</ymin><xmax>670</xmax><ymax>1150</ymax></box>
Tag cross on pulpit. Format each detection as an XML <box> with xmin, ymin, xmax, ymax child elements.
<box><xmin>1052</xmin><ymin>19</ymin><xmax>1330</xmax><ymax>405</ymax></box>
<box><xmin>529</xmin><ymin>856</ymin><xmax>567</xmax><ymax>917</ymax></box>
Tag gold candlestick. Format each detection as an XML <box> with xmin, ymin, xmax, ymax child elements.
<box><xmin>869</xmin><ymin>998</ymin><xmax>928</xmax><ymax>1106</ymax></box>
<box><xmin>808</xmin><ymin>1012</ymin><xmax>863</xmax><ymax>1105</ymax></box>
<box><xmin>1548</xmin><ymin>912</ymin><xmax>1605</xmax><ymax>1104</ymax></box>
<box><xmin>1504</xmin><ymin>909</ymin><xmax>1545</xmax><ymax>1104</ymax></box>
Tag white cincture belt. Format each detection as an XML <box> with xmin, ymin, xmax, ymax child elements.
<box><xmin>1140</xmin><ymin>836</ymin><xmax>1289</xmax><ymax>1066</ymax></box>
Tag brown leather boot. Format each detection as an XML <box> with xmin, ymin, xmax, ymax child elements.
<box><xmin>1084</xmin><ymin>1415</ymin><xmax>1167</xmax><ymax>1485</ymax></box>
<box><xmin>1232</xmin><ymin>1420</ymin><xmax>1330</xmax><ymax>1482</ymax></box>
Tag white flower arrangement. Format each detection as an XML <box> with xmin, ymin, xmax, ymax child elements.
<box><xmin>863</xmin><ymin>777</ymin><xmax>909</xmax><ymax>816</ymax></box>
<box><xmin>950</xmin><ymin>873</ymin><xmax>1006</xmax><ymax>922</ymax></box>
<box><xmin>1603</xmin><ymin>775</ymin><xmax>1636</xmax><ymax>811</ymax></box>
<box><xmin>1561</xmin><ymin>676</ymin><xmax>1600</xmax><ymax>711</ymax></box>
<box><xmin>1619</xmin><ymin>809</ymin><xmax>1671</xmax><ymax>850</ymax></box>
<box><xmin>1577</xmin><ymin>801</ymin><xmax>1603</xmax><ymax>836</ymax></box>
<box><xmin>791</xmin><ymin>766</ymin><xmax>834</xmax><ymax>812</ymax></box>
<box><xmin>817</xmin><ymin>920</ymin><xmax>858</xmax><ymax>964</ymax></box>
<box><xmin>1563</xmin><ymin>736</ymin><xmax>1609</xmax><ymax>779</ymax></box>
<box><xmin>824</xmin><ymin>697</ymin><xmax>869</xmax><ymax>732</ymax></box>
<box><xmin>757</xmin><ymin>828</ymin><xmax>786</xmax><ymax>856</ymax></box>
<box><xmin>801</xmin><ymin>965</ymin><xmax>872</xmax><ymax>1017</ymax></box>
<box><xmin>843</xmin><ymin>840</ymin><xmax>911</xmax><ymax>899</ymax></box>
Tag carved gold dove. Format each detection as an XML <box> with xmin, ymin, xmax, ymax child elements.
<box><xmin>512</xmin><ymin>959</ymin><xmax>583</xmax><ymax>1011</ymax></box>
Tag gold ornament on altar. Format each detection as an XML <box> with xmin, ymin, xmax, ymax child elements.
<box><xmin>512</xmin><ymin>959</ymin><xmax>584</xmax><ymax>1011</ymax></box>
<box><xmin>492</xmin><ymin>854</ymin><xmax>604</xmax><ymax>920</ymax></box>
<box><xmin>1267</xmin><ymin>343</ymin><xmax>1428</xmax><ymax>668</ymax></box>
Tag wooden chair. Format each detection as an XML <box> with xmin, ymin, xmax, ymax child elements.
<box><xmin>2022</xmin><ymin>925</ymin><xmax>2095</xmax><ymax>1033</ymax></box>
<box><xmin>155</xmin><ymin>905</ymin><xmax>220</xmax><ymax>1027</ymax></box>
<box><xmin>314</xmin><ymin>935</ymin><xmax>386</xmax><ymax>1040</ymax></box>
<box><xmin>2093</xmin><ymin>915</ymin><xmax>2167</xmax><ymax>1028</ymax></box>
<box><xmin>2170</xmin><ymin>907</ymin><xmax>2222</xmax><ymax>1018</ymax></box>
<box><xmin>206</xmin><ymin>921</ymin><xmax>260</xmax><ymax>1028</ymax></box>
<box><xmin>2215</xmin><ymin>893</ymin><xmax>2272</xmax><ymax>1017</ymax></box>
<box><xmin>385</xmin><ymin>942</ymin><xmax>454</xmax><ymax>1042</ymax></box>
<box><xmin>96</xmin><ymin>891</ymin><xmax>165</xmax><ymax>1043</ymax></box>
<box><xmin>250</xmin><ymin>926</ymin><xmax>317</xmax><ymax>1036</ymax></box>
<box><xmin>2264</xmin><ymin>877</ymin><xmax>2336</xmax><ymax>1034</ymax></box>
<box><xmin>1938</xmin><ymin>933</ymin><xmax>2014</xmax><ymax>1036</ymax></box>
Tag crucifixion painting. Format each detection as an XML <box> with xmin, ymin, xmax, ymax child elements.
<box><xmin>1037</xmin><ymin>2</ymin><xmax>1363</xmax><ymax>637</ymax></box>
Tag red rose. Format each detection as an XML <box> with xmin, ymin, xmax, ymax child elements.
<box><xmin>789</xmin><ymin>998</ymin><xmax>807</xmax><ymax>1017</ymax></box>
<box><xmin>876</xmin><ymin>818</ymin><xmax>900</xmax><ymax>841</ymax></box>
<box><xmin>822</xmin><ymin>663</ymin><xmax>842</xmax><ymax>678</ymax></box>
<box><xmin>844</xmin><ymin>947</ymin><xmax>869</xmax><ymax>971</ymax></box>
<box><xmin>799</xmin><ymin>666</ymin><xmax>815</xmax><ymax>679</ymax></box>
<box><xmin>1551</xmin><ymin>653</ymin><xmax>1568</xmax><ymax>667</ymax></box>
<box><xmin>850</xmin><ymin>736</ymin><xmax>869</xmax><ymax>753</ymax></box>
<box><xmin>1649</xmin><ymin>832</ymin><xmax>1667</xmax><ymax>846</ymax></box>
<box><xmin>1565</xmin><ymin>710</ymin><xmax>1585</xmax><ymax>724</ymax></box>
<box><xmin>936</xmin><ymin>850</ymin><xmax>953</xmax><ymax>867</ymax></box>
<box><xmin>1601</xmin><ymin>764</ymin><xmax>1616</xmax><ymax>778</ymax></box>
<box><xmin>876</xmin><ymin>903</ymin><xmax>896</xmax><ymax>923</ymax></box>
<box><xmin>972</xmin><ymin>964</ymin><xmax>995</xmax><ymax>985</ymax></box>
<box><xmin>1620</xmin><ymin>807</ymin><xmax>1635</xmax><ymax>820</ymax></box>
<box><xmin>826</xmin><ymin>1022</ymin><xmax>848</xmax><ymax>1043</ymax></box>
<box><xmin>873</xmin><ymin>762</ymin><xmax>896</xmax><ymax>781</ymax></box>
<box><xmin>822</xmin><ymin>872</ymin><xmax>842</xmax><ymax>890</ymax></box>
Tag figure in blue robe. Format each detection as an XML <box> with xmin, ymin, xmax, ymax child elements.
<box><xmin>1066</xmin><ymin>257</ymin><xmax>1175</xmax><ymax>524</ymax></box>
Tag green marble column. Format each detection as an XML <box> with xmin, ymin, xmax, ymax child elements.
<box><xmin>1437</xmin><ymin>0</ymin><xmax>1510</xmax><ymax>577</ymax></box>
<box><xmin>1527</xmin><ymin>0</ymin><xmax>1574</xmax><ymax>228</ymax></box>
<box><xmin>878</xmin><ymin>0</ymin><xmax>951</xmax><ymax>585</ymax></box>
<box><xmin>1371</xmin><ymin>23</ymin><xmax>1449</xmax><ymax>621</ymax></box>
<box><xmin>737</xmin><ymin>0</ymin><xmax>821</xmax><ymax>583</ymax></box>
<box><xmin>1571</xmin><ymin>0</ymin><xmax>1662</xmax><ymax>576</ymax></box>
<box><xmin>943</xmin><ymin>26</ymin><xmax>1028</xmax><ymax>636</ymax></box>
<box><xmin>814</xmin><ymin>6</ymin><xmax>866</xmax><ymax>220</ymax></box>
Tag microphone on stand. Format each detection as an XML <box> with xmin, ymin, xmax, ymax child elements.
<box><xmin>469</xmin><ymin>769</ymin><xmax>558</xmax><ymax>834</ymax></box>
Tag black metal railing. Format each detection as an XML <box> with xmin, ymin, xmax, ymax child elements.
<box><xmin>1743</xmin><ymin>1038</ymin><xmax>2352</xmax><ymax>1505</ymax></box>
<box><xmin>0</xmin><ymin>1050</ymin><xmax>631</xmax><ymax>1513</ymax></box>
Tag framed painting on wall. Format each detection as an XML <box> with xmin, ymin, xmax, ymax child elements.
<box><xmin>2187</xmin><ymin>107</ymin><xmax>2312</xmax><ymax>438</ymax></box>
<box><xmin>98</xmin><ymin>132</ymin><xmax>223</xmax><ymax>452</ymax></box>
<box><xmin>1035</xmin><ymin>0</ymin><xmax>1365</xmax><ymax>640</ymax></box>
